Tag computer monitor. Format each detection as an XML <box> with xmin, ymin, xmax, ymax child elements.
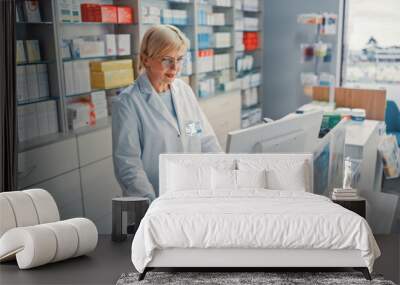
<box><xmin>226</xmin><ymin>110</ymin><xmax>323</xmax><ymax>154</ymax></box>
<box><xmin>312</xmin><ymin>118</ymin><xmax>347</xmax><ymax>196</ymax></box>
<box><xmin>326</xmin><ymin>119</ymin><xmax>346</xmax><ymax>193</ymax></box>
<box><xmin>227</xmin><ymin>110</ymin><xmax>346</xmax><ymax>196</ymax></box>
<box><xmin>313</xmin><ymin>134</ymin><xmax>331</xmax><ymax>196</ymax></box>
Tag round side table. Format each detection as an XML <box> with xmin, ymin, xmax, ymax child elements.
<box><xmin>112</xmin><ymin>197</ymin><xmax>149</xmax><ymax>242</ymax></box>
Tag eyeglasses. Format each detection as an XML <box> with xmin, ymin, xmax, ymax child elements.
<box><xmin>160</xmin><ymin>56</ymin><xmax>185</xmax><ymax>69</ymax></box>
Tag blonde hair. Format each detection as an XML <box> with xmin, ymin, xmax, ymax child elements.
<box><xmin>139</xmin><ymin>25</ymin><xmax>189</xmax><ymax>72</ymax></box>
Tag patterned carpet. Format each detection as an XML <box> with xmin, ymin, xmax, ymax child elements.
<box><xmin>116</xmin><ymin>271</ymin><xmax>396</xmax><ymax>285</ymax></box>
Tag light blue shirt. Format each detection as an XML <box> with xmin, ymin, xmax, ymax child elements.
<box><xmin>159</xmin><ymin>88</ymin><xmax>177</xmax><ymax>121</ymax></box>
<box><xmin>112</xmin><ymin>73</ymin><xmax>222</xmax><ymax>200</ymax></box>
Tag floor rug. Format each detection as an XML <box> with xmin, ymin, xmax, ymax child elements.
<box><xmin>116</xmin><ymin>271</ymin><xmax>396</xmax><ymax>285</ymax></box>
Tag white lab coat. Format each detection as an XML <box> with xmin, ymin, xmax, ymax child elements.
<box><xmin>112</xmin><ymin>73</ymin><xmax>222</xmax><ymax>200</ymax></box>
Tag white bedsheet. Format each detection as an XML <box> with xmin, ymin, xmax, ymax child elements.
<box><xmin>131</xmin><ymin>190</ymin><xmax>380</xmax><ymax>273</ymax></box>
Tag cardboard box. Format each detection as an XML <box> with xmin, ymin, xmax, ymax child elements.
<box><xmin>16</xmin><ymin>40</ymin><xmax>26</xmax><ymax>63</ymax></box>
<box><xmin>81</xmin><ymin>4</ymin><xmax>101</xmax><ymax>22</ymax></box>
<box><xmin>148</xmin><ymin>6</ymin><xmax>161</xmax><ymax>16</ymax></box>
<box><xmin>71</xmin><ymin>0</ymin><xmax>81</xmax><ymax>22</ymax></box>
<box><xmin>117</xmin><ymin>6</ymin><xmax>133</xmax><ymax>23</ymax></box>
<box><xmin>47</xmin><ymin>101</ymin><xmax>59</xmax><ymax>134</ymax></box>
<box><xmin>23</xmin><ymin>0</ymin><xmax>41</xmax><ymax>22</ymax></box>
<box><xmin>63</xmin><ymin>62</ymin><xmax>75</xmax><ymax>95</ymax></box>
<box><xmin>104</xmin><ymin>34</ymin><xmax>117</xmax><ymax>56</ymax></box>
<box><xmin>25</xmin><ymin>65</ymin><xmax>40</xmax><ymax>100</ymax></box>
<box><xmin>16</xmin><ymin>66</ymin><xmax>28</xmax><ymax>102</ymax></box>
<box><xmin>73</xmin><ymin>60</ymin><xmax>91</xmax><ymax>94</ymax></box>
<box><xmin>17</xmin><ymin>106</ymin><xmax>26</xmax><ymax>142</ymax></box>
<box><xmin>58</xmin><ymin>0</ymin><xmax>72</xmax><ymax>23</ymax></box>
<box><xmin>90</xmin><ymin>90</ymin><xmax>107</xmax><ymax>105</ymax></box>
<box><xmin>36</xmin><ymin>64</ymin><xmax>49</xmax><ymax>98</ymax></box>
<box><xmin>100</xmin><ymin>5</ymin><xmax>117</xmax><ymax>23</ymax></box>
<box><xmin>25</xmin><ymin>40</ymin><xmax>41</xmax><ymax>62</ymax></box>
<box><xmin>90</xmin><ymin>59</ymin><xmax>133</xmax><ymax>72</ymax></box>
<box><xmin>243</xmin><ymin>32</ymin><xmax>259</xmax><ymax>51</ymax></box>
<box><xmin>16</xmin><ymin>3</ymin><xmax>24</xmax><ymax>22</ymax></box>
<box><xmin>36</xmin><ymin>102</ymin><xmax>50</xmax><ymax>136</ymax></box>
<box><xmin>67</xmin><ymin>101</ymin><xmax>96</xmax><ymax>129</ymax></box>
<box><xmin>90</xmin><ymin>69</ymin><xmax>134</xmax><ymax>89</ymax></box>
<box><xmin>117</xmin><ymin>34</ymin><xmax>131</xmax><ymax>55</ymax></box>
<box><xmin>142</xmin><ymin>15</ymin><xmax>161</xmax><ymax>25</ymax></box>
<box><xmin>95</xmin><ymin>109</ymin><xmax>108</xmax><ymax>119</ymax></box>
<box><xmin>72</xmin><ymin>37</ymin><xmax>105</xmax><ymax>58</ymax></box>
<box><xmin>61</xmin><ymin>39</ymin><xmax>72</xmax><ymax>59</ymax></box>
<box><xmin>21</xmin><ymin>105</ymin><xmax>39</xmax><ymax>141</ymax></box>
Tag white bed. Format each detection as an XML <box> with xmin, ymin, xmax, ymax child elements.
<box><xmin>131</xmin><ymin>154</ymin><xmax>380</xmax><ymax>280</ymax></box>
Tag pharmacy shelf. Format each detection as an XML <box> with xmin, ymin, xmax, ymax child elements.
<box><xmin>17</xmin><ymin>0</ymin><xmax>264</xmax><ymax>150</ymax></box>
<box><xmin>242</xmin><ymin>10</ymin><xmax>261</xmax><ymax>13</ymax></box>
<box><xmin>234</xmin><ymin>0</ymin><xmax>264</xmax><ymax>127</ymax></box>
<box><xmin>241</xmin><ymin>84</ymin><xmax>261</xmax><ymax>90</ymax></box>
<box><xmin>238</xmin><ymin>65</ymin><xmax>262</xmax><ymax>71</ymax></box>
<box><xmin>212</xmin><ymin>5</ymin><xmax>233</xmax><ymax>9</ymax></box>
<box><xmin>198</xmin><ymin>67</ymin><xmax>234</xmax><ymax>75</ymax></box>
<box><xmin>17</xmin><ymin>21</ymin><xmax>53</xmax><ymax>25</ymax></box>
<box><xmin>141</xmin><ymin>22</ymin><xmax>193</xmax><ymax>27</ymax></box>
<box><xmin>71</xmin><ymin>116</ymin><xmax>112</xmax><ymax>136</ymax></box>
<box><xmin>198</xmin><ymin>24</ymin><xmax>234</xmax><ymax>27</ymax></box>
<box><xmin>65</xmin><ymin>85</ymin><xmax>131</xmax><ymax>98</ymax></box>
<box><xmin>17</xmin><ymin>60</ymin><xmax>54</xmax><ymax>66</ymax></box>
<box><xmin>17</xmin><ymin>117</ymin><xmax>111</xmax><ymax>156</ymax></box>
<box><xmin>17</xmin><ymin>97</ymin><xmax>59</xmax><ymax>106</ymax></box>
<box><xmin>62</xmin><ymin>55</ymin><xmax>131</xmax><ymax>62</ymax></box>
<box><xmin>198</xmin><ymin>46</ymin><xmax>233</xmax><ymax>50</ymax></box>
<box><xmin>198</xmin><ymin>87</ymin><xmax>241</xmax><ymax>100</ymax></box>
<box><xmin>60</xmin><ymin>22</ymin><xmax>135</xmax><ymax>26</ymax></box>
<box><xmin>235</xmin><ymin>48</ymin><xmax>262</xmax><ymax>52</ymax></box>
<box><xmin>18</xmin><ymin>132</ymin><xmax>71</xmax><ymax>153</ymax></box>
<box><xmin>235</xmin><ymin>29</ymin><xmax>261</xmax><ymax>32</ymax></box>
<box><xmin>16</xmin><ymin>0</ymin><xmax>66</xmax><ymax>150</ymax></box>
<box><xmin>167</xmin><ymin>0</ymin><xmax>191</xmax><ymax>3</ymax></box>
<box><xmin>241</xmin><ymin>103</ymin><xmax>261</xmax><ymax>111</ymax></box>
<box><xmin>241</xmin><ymin>29</ymin><xmax>261</xmax><ymax>33</ymax></box>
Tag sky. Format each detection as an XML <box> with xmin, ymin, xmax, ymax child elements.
<box><xmin>347</xmin><ymin>0</ymin><xmax>400</xmax><ymax>50</ymax></box>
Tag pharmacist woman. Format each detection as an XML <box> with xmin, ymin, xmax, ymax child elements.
<box><xmin>112</xmin><ymin>25</ymin><xmax>222</xmax><ymax>201</ymax></box>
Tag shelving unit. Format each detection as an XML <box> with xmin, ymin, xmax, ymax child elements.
<box><xmin>297</xmin><ymin>13</ymin><xmax>338</xmax><ymax>99</ymax></box>
<box><xmin>16</xmin><ymin>0</ymin><xmax>64</xmax><ymax>148</ymax></box>
<box><xmin>16</xmin><ymin>0</ymin><xmax>263</xmax><ymax>233</ymax></box>
<box><xmin>16</xmin><ymin>0</ymin><xmax>264</xmax><ymax>151</ymax></box>
<box><xmin>233</xmin><ymin>0</ymin><xmax>263</xmax><ymax>128</ymax></box>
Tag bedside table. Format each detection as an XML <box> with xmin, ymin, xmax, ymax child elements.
<box><xmin>332</xmin><ymin>197</ymin><xmax>366</xmax><ymax>218</ymax></box>
<box><xmin>112</xmin><ymin>197</ymin><xmax>149</xmax><ymax>242</ymax></box>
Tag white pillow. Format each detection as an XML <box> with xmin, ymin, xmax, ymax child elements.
<box><xmin>236</xmin><ymin>169</ymin><xmax>267</xmax><ymax>189</ymax></box>
<box><xmin>212</xmin><ymin>168</ymin><xmax>236</xmax><ymax>190</ymax></box>
<box><xmin>167</xmin><ymin>162</ymin><xmax>212</xmax><ymax>191</ymax></box>
<box><xmin>237</xmin><ymin>159</ymin><xmax>310</xmax><ymax>192</ymax></box>
<box><xmin>266</xmin><ymin>161</ymin><xmax>309</xmax><ymax>191</ymax></box>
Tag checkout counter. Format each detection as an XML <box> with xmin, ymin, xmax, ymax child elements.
<box><xmin>345</xmin><ymin>120</ymin><xmax>399</xmax><ymax>234</ymax></box>
<box><xmin>301</xmin><ymin>100</ymin><xmax>399</xmax><ymax>234</ymax></box>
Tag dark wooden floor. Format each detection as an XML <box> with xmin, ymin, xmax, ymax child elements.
<box><xmin>1</xmin><ymin>235</ymin><xmax>399</xmax><ymax>285</ymax></box>
<box><xmin>0</xmin><ymin>235</ymin><xmax>134</xmax><ymax>285</ymax></box>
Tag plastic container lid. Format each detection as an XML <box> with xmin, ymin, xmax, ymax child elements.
<box><xmin>335</xmin><ymin>107</ymin><xmax>351</xmax><ymax>116</ymax></box>
<box><xmin>351</xmin><ymin>108</ymin><xmax>366</xmax><ymax>121</ymax></box>
<box><xmin>351</xmin><ymin>108</ymin><xmax>366</xmax><ymax>117</ymax></box>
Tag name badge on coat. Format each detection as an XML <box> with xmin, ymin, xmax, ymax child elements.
<box><xmin>184</xmin><ymin>121</ymin><xmax>202</xmax><ymax>136</ymax></box>
<box><xmin>183</xmin><ymin>121</ymin><xmax>202</xmax><ymax>153</ymax></box>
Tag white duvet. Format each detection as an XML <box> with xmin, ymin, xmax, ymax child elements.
<box><xmin>131</xmin><ymin>190</ymin><xmax>380</xmax><ymax>273</ymax></box>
